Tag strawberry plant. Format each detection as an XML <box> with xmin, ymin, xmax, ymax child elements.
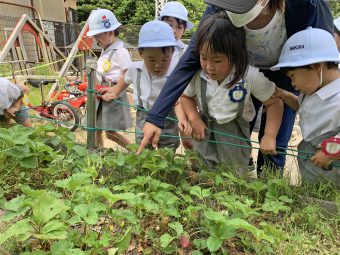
<box><xmin>0</xmin><ymin>126</ymin><xmax>339</xmax><ymax>254</ymax></box>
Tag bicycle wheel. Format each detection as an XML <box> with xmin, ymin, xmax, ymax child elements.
<box><xmin>52</xmin><ymin>101</ymin><xmax>79</xmax><ymax>131</ymax></box>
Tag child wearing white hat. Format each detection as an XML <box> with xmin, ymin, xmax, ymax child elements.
<box><xmin>100</xmin><ymin>20</ymin><xmax>191</xmax><ymax>150</ymax></box>
<box><xmin>272</xmin><ymin>27</ymin><xmax>340</xmax><ymax>187</ymax></box>
<box><xmin>158</xmin><ymin>2</ymin><xmax>193</xmax><ymax>67</ymax></box>
<box><xmin>334</xmin><ymin>17</ymin><xmax>340</xmax><ymax>52</ymax></box>
<box><xmin>86</xmin><ymin>9</ymin><xmax>132</xmax><ymax>149</ymax></box>
<box><xmin>158</xmin><ymin>1</ymin><xmax>194</xmax><ymax>149</ymax></box>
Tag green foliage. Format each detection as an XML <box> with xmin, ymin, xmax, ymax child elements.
<box><xmin>329</xmin><ymin>0</ymin><xmax>340</xmax><ymax>18</ymax></box>
<box><xmin>0</xmin><ymin>63</ymin><xmax>12</xmax><ymax>77</ymax></box>
<box><xmin>0</xmin><ymin>126</ymin><xmax>338</xmax><ymax>254</ymax></box>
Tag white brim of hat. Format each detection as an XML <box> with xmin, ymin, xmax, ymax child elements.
<box><xmin>158</xmin><ymin>15</ymin><xmax>194</xmax><ymax>30</ymax></box>
<box><xmin>86</xmin><ymin>23</ymin><xmax>121</xmax><ymax>37</ymax></box>
<box><xmin>138</xmin><ymin>40</ymin><xmax>177</xmax><ymax>48</ymax></box>
<box><xmin>186</xmin><ymin>21</ymin><xmax>194</xmax><ymax>30</ymax></box>
<box><xmin>335</xmin><ymin>17</ymin><xmax>340</xmax><ymax>31</ymax></box>
<box><xmin>271</xmin><ymin>57</ymin><xmax>340</xmax><ymax>71</ymax></box>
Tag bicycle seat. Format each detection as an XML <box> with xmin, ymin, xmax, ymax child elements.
<box><xmin>26</xmin><ymin>79</ymin><xmax>56</xmax><ymax>88</ymax></box>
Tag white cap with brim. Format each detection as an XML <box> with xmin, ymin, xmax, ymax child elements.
<box><xmin>334</xmin><ymin>17</ymin><xmax>340</xmax><ymax>32</ymax></box>
<box><xmin>204</xmin><ymin>0</ymin><xmax>257</xmax><ymax>14</ymax></box>
<box><xmin>86</xmin><ymin>9</ymin><xmax>122</xmax><ymax>37</ymax></box>
<box><xmin>271</xmin><ymin>27</ymin><xmax>340</xmax><ymax>71</ymax></box>
<box><xmin>138</xmin><ymin>20</ymin><xmax>177</xmax><ymax>48</ymax></box>
<box><xmin>226</xmin><ymin>0</ymin><xmax>269</xmax><ymax>27</ymax></box>
<box><xmin>158</xmin><ymin>2</ymin><xmax>194</xmax><ymax>30</ymax></box>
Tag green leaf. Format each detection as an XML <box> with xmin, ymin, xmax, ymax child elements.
<box><xmin>0</xmin><ymin>219</ymin><xmax>34</xmax><ymax>244</ymax></box>
<box><xmin>160</xmin><ymin>233</ymin><xmax>175</xmax><ymax>248</ymax></box>
<box><xmin>206</xmin><ymin>236</ymin><xmax>222</xmax><ymax>252</ymax></box>
<box><xmin>114</xmin><ymin>226</ymin><xmax>132</xmax><ymax>253</ymax></box>
<box><xmin>193</xmin><ymin>238</ymin><xmax>207</xmax><ymax>250</ymax></box>
<box><xmin>107</xmin><ymin>248</ymin><xmax>119</xmax><ymax>255</ymax></box>
<box><xmin>225</xmin><ymin>218</ymin><xmax>274</xmax><ymax>243</ymax></box>
<box><xmin>20</xmin><ymin>156</ymin><xmax>37</xmax><ymax>169</ymax></box>
<box><xmin>116</xmin><ymin>153</ymin><xmax>126</xmax><ymax>166</ymax></box>
<box><xmin>190</xmin><ymin>186</ymin><xmax>211</xmax><ymax>199</ymax></box>
<box><xmin>168</xmin><ymin>222</ymin><xmax>183</xmax><ymax>236</ymax></box>
<box><xmin>262</xmin><ymin>199</ymin><xmax>291</xmax><ymax>214</ymax></box>
<box><xmin>34</xmin><ymin>220</ymin><xmax>67</xmax><ymax>240</ymax></box>
<box><xmin>73</xmin><ymin>203</ymin><xmax>106</xmax><ymax>225</ymax></box>
<box><xmin>32</xmin><ymin>195</ymin><xmax>70</xmax><ymax>224</ymax></box>
<box><xmin>55</xmin><ymin>173</ymin><xmax>92</xmax><ymax>192</ymax></box>
<box><xmin>204</xmin><ymin>211</ymin><xmax>226</xmax><ymax>223</ymax></box>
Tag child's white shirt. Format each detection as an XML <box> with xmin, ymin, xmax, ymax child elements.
<box><xmin>170</xmin><ymin>40</ymin><xmax>188</xmax><ymax>71</ymax></box>
<box><xmin>0</xmin><ymin>78</ymin><xmax>21</xmax><ymax>114</ymax></box>
<box><xmin>96</xmin><ymin>40</ymin><xmax>131</xmax><ymax>83</ymax></box>
<box><xmin>298</xmin><ymin>77</ymin><xmax>340</xmax><ymax>141</ymax></box>
<box><xmin>124</xmin><ymin>61</ymin><xmax>174</xmax><ymax>110</ymax></box>
<box><xmin>183</xmin><ymin>66</ymin><xmax>275</xmax><ymax>124</ymax></box>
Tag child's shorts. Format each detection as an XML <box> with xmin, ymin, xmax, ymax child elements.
<box><xmin>14</xmin><ymin>105</ymin><xmax>29</xmax><ymax>124</ymax></box>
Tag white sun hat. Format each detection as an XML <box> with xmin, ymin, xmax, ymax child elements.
<box><xmin>271</xmin><ymin>27</ymin><xmax>340</xmax><ymax>71</ymax></box>
<box><xmin>158</xmin><ymin>1</ymin><xmax>194</xmax><ymax>30</ymax></box>
<box><xmin>86</xmin><ymin>9</ymin><xmax>121</xmax><ymax>37</ymax></box>
<box><xmin>335</xmin><ymin>17</ymin><xmax>340</xmax><ymax>32</ymax></box>
<box><xmin>138</xmin><ymin>20</ymin><xmax>177</xmax><ymax>48</ymax></box>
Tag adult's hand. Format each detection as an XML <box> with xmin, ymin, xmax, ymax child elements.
<box><xmin>137</xmin><ymin>122</ymin><xmax>162</xmax><ymax>154</ymax></box>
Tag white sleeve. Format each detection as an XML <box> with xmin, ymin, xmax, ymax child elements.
<box><xmin>248</xmin><ymin>67</ymin><xmax>275</xmax><ymax>102</ymax></box>
<box><xmin>124</xmin><ymin>67</ymin><xmax>134</xmax><ymax>85</ymax></box>
<box><xmin>117</xmin><ymin>48</ymin><xmax>132</xmax><ymax>71</ymax></box>
<box><xmin>0</xmin><ymin>80</ymin><xmax>21</xmax><ymax>112</ymax></box>
<box><xmin>183</xmin><ymin>72</ymin><xmax>200</xmax><ymax>98</ymax></box>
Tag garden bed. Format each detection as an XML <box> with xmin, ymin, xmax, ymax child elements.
<box><xmin>0</xmin><ymin>125</ymin><xmax>339</xmax><ymax>255</ymax></box>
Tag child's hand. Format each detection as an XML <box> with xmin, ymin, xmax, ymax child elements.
<box><xmin>273</xmin><ymin>87</ymin><xmax>288</xmax><ymax>101</ymax></box>
<box><xmin>137</xmin><ymin>122</ymin><xmax>162</xmax><ymax>154</ymax></box>
<box><xmin>5</xmin><ymin>106</ymin><xmax>18</xmax><ymax>118</ymax></box>
<box><xmin>99</xmin><ymin>87</ymin><xmax>119</xmax><ymax>102</ymax></box>
<box><xmin>311</xmin><ymin>150</ymin><xmax>334</xmax><ymax>169</ymax></box>
<box><xmin>178</xmin><ymin>120</ymin><xmax>192</xmax><ymax>136</ymax></box>
<box><xmin>191</xmin><ymin>118</ymin><xmax>206</xmax><ymax>141</ymax></box>
<box><xmin>260</xmin><ymin>134</ymin><xmax>277</xmax><ymax>154</ymax></box>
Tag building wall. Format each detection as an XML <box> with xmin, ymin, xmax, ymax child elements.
<box><xmin>32</xmin><ymin>0</ymin><xmax>66</xmax><ymax>22</ymax></box>
<box><xmin>0</xmin><ymin>0</ymin><xmax>34</xmax><ymax>18</ymax></box>
<box><xmin>0</xmin><ymin>0</ymin><xmax>70</xmax><ymax>22</ymax></box>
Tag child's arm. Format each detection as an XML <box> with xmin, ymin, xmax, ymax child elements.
<box><xmin>260</xmin><ymin>96</ymin><xmax>284</xmax><ymax>154</ymax></box>
<box><xmin>181</xmin><ymin>95</ymin><xmax>206</xmax><ymax>140</ymax></box>
<box><xmin>174</xmin><ymin>100</ymin><xmax>192</xmax><ymax>136</ymax></box>
<box><xmin>274</xmin><ymin>87</ymin><xmax>299</xmax><ymax>111</ymax></box>
<box><xmin>311</xmin><ymin>150</ymin><xmax>339</xmax><ymax>169</ymax></box>
<box><xmin>5</xmin><ymin>85</ymin><xmax>26</xmax><ymax>118</ymax></box>
<box><xmin>311</xmin><ymin>136</ymin><xmax>340</xmax><ymax>168</ymax></box>
<box><xmin>100</xmin><ymin>74</ymin><xmax>129</xmax><ymax>102</ymax></box>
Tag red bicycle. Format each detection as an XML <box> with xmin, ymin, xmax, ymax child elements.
<box><xmin>26</xmin><ymin>79</ymin><xmax>87</xmax><ymax>131</ymax></box>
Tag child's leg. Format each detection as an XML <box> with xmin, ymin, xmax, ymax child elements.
<box><xmin>14</xmin><ymin>106</ymin><xmax>31</xmax><ymax>127</ymax></box>
<box><xmin>96</xmin><ymin>130</ymin><xmax>104</xmax><ymax>148</ymax></box>
<box><xmin>105</xmin><ymin>131</ymin><xmax>131</xmax><ymax>149</ymax></box>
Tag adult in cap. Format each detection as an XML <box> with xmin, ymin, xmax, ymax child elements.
<box><xmin>86</xmin><ymin>9</ymin><xmax>133</xmax><ymax>149</ymax></box>
<box><xmin>138</xmin><ymin>0</ymin><xmax>333</xmax><ymax>174</ymax></box>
